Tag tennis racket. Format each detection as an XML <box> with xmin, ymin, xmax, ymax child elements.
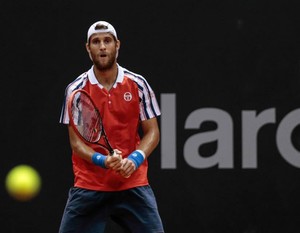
<box><xmin>67</xmin><ymin>89</ymin><xmax>114</xmax><ymax>155</ymax></box>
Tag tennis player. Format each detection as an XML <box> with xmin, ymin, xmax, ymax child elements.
<box><xmin>59</xmin><ymin>21</ymin><xmax>164</xmax><ymax>233</ymax></box>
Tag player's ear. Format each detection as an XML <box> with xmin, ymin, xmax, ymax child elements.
<box><xmin>115</xmin><ymin>40</ymin><xmax>120</xmax><ymax>59</ymax></box>
<box><xmin>86</xmin><ymin>43</ymin><xmax>91</xmax><ymax>53</ymax></box>
<box><xmin>86</xmin><ymin>43</ymin><xmax>92</xmax><ymax>61</ymax></box>
<box><xmin>116</xmin><ymin>39</ymin><xmax>120</xmax><ymax>51</ymax></box>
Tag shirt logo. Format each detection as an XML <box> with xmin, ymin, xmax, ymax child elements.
<box><xmin>124</xmin><ymin>92</ymin><xmax>132</xmax><ymax>101</ymax></box>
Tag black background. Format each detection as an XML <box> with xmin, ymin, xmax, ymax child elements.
<box><xmin>1</xmin><ymin>0</ymin><xmax>300</xmax><ymax>232</ymax></box>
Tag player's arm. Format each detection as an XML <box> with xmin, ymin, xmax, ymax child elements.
<box><xmin>137</xmin><ymin>117</ymin><xmax>160</xmax><ymax>157</ymax></box>
<box><xmin>68</xmin><ymin>125</ymin><xmax>94</xmax><ymax>160</ymax></box>
<box><xmin>120</xmin><ymin>117</ymin><xmax>160</xmax><ymax>177</ymax></box>
<box><xmin>67</xmin><ymin>125</ymin><xmax>122</xmax><ymax>169</ymax></box>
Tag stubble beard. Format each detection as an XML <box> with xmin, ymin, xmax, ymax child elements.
<box><xmin>94</xmin><ymin>53</ymin><xmax>116</xmax><ymax>71</ymax></box>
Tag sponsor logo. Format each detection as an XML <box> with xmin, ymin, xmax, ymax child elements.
<box><xmin>124</xmin><ymin>92</ymin><xmax>132</xmax><ymax>101</ymax></box>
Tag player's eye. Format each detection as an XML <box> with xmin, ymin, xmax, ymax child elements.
<box><xmin>91</xmin><ymin>39</ymin><xmax>100</xmax><ymax>45</ymax></box>
<box><xmin>104</xmin><ymin>38</ymin><xmax>112</xmax><ymax>44</ymax></box>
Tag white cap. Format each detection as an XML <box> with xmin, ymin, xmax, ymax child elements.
<box><xmin>87</xmin><ymin>21</ymin><xmax>118</xmax><ymax>42</ymax></box>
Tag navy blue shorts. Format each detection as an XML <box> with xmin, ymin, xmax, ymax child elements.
<box><xmin>59</xmin><ymin>185</ymin><xmax>164</xmax><ymax>233</ymax></box>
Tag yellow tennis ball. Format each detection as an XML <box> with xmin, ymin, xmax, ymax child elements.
<box><xmin>5</xmin><ymin>165</ymin><xmax>41</xmax><ymax>201</ymax></box>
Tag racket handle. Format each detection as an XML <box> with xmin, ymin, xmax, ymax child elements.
<box><xmin>127</xmin><ymin>150</ymin><xmax>145</xmax><ymax>169</ymax></box>
<box><xmin>109</xmin><ymin>150</ymin><xmax>115</xmax><ymax>156</ymax></box>
<box><xmin>92</xmin><ymin>152</ymin><xmax>107</xmax><ymax>169</ymax></box>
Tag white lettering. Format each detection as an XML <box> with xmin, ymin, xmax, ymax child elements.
<box><xmin>161</xmin><ymin>94</ymin><xmax>177</xmax><ymax>169</ymax></box>
<box><xmin>276</xmin><ymin>109</ymin><xmax>300</xmax><ymax>168</ymax></box>
<box><xmin>242</xmin><ymin>109</ymin><xmax>276</xmax><ymax>168</ymax></box>
<box><xmin>184</xmin><ymin>108</ymin><xmax>233</xmax><ymax>168</ymax></box>
<box><xmin>160</xmin><ymin>93</ymin><xmax>300</xmax><ymax>169</ymax></box>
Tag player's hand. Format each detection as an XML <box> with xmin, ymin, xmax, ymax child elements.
<box><xmin>105</xmin><ymin>149</ymin><xmax>123</xmax><ymax>170</ymax></box>
<box><xmin>118</xmin><ymin>158</ymin><xmax>136</xmax><ymax>178</ymax></box>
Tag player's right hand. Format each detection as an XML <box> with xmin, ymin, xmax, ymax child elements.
<box><xmin>105</xmin><ymin>149</ymin><xmax>123</xmax><ymax>170</ymax></box>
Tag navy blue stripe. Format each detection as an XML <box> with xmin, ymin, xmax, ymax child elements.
<box><xmin>59</xmin><ymin>75</ymin><xmax>87</xmax><ymax>123</ymax></box>
<box><xmin>124</xmin><ymin>70</ymin><xmax>158</xmax><ymax>119</ymax></box>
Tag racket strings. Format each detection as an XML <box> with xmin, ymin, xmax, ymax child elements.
<box><xmin>71</xmin><ymin>93</ymin><xmax>102</xmax><ymax>143</ymax></box>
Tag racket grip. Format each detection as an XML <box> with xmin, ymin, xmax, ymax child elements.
<box><xmin>92</xmin><ymin>152</ymin><xmax>107</xmax><ymax>169</ymax></box>
<box><xmin>127</xmin><ymin>150</ymin><xmax>145</xmax><ymax>169</ymax></box>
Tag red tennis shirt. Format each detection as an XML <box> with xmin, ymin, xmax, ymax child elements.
<box><xmin>59</xmin><ymin>65</ymin><xmax>161</xmax><ymax>191</ymax></box>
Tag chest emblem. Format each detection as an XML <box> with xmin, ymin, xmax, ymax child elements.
<box><xmin>124</xmin><ymin>92</ymin><xmax>132</xmax><ymax>101</ymax></box>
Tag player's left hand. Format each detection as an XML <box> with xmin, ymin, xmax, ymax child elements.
<box><xmin>118</xmin><ymin>158</ymin><xmax>136</xmax><ymax>178</ymax></box>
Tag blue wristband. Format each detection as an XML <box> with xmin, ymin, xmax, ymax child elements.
<box><xmin>92</xmin><ymin>152</ymin><xmax>107</xmax><ymax>169</ymax></box>
<box><xmin>127</xmin><ymin>150</ymin><xmax>145</xmax><ymax>169</ymax></box>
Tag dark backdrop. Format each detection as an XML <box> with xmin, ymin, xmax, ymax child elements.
<box><xmin>1</xmin><ymin>0</ymin><xmax>300</xmax><ymax>232</ymax></box>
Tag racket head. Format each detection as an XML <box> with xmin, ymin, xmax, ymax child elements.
<box><xmin>68</xmin><ymin>89</ymin><xmax>103</xmax><ymax>144</ymax></box>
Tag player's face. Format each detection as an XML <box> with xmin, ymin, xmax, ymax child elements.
<box><xmin>86</xmin><ymin>33</ymin><xmax>120</xmax><ymax>71</ymax></box>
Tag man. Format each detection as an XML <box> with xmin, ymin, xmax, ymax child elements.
<box><xmin>59</xmin><ymin>21</ymin><xmax>164</xmax><ymax>233</ymax></box>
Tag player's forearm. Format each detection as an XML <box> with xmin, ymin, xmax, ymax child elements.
<box><xmin>70</xmin><ymin>138</ymin><xmax>94</xmax><ymax>159</ymax></box>
<box><xmin>68</xmin><ymin>125</ymin><xmax>95</xmax><ymax>162</ymax></box>
<box><xmin>137</xmin><ymin>129</ymin><xmax>160</xmax><ymax>158</ymax></box>
<box><xmin>136</xmin><ymin>117</ymin><xmax>160</xmax><ymax>158</ymax></box>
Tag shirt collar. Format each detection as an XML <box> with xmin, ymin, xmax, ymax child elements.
<box><xmin>87</xmin><ymin>64</ymin><xmax>124</xmax><ymax>87</ymax></box>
